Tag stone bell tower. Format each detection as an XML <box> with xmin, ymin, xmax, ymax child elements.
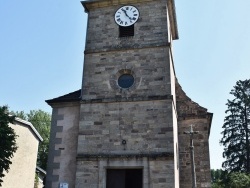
<box><xmin>45</xmin><ymin>0</ymin><xmax>212</xmax><ymax>188</ymax></box>
<box><xmin>77</xmin><ymin>0</ymin><xmax>179</xmax><ymax>187</ymax></box>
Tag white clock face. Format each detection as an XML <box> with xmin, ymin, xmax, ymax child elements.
<box><xmin>114</xmin><ymin>5</ymin><xmax>139</xmax><ymax>27</ymax></box>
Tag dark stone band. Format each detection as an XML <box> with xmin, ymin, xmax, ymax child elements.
<box><xmin>77</xmin><ymin>152</ymin><xmax>174</xmax><ymax>159</ymax></box>
<box><xmin>81</xmin><ymin>95</ymin><xmax>173</xmax><ymax>104</ymax></box>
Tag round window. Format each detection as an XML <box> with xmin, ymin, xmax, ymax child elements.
<box><xmin>118</xmin><ymin>74</ymin><xmax>134</xmax><ymax>89</ymax></box>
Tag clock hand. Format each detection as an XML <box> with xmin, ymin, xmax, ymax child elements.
<box><xmin>121</xmin><ymin>9</ymin><xmax>132</xmax><ymax>20</ymax></box>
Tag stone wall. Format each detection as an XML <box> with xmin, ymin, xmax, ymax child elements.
<box><xmin>149</xmin><ymin>159</ymin><xmax>175</xmax><ymax>187</ymax></box>
<box><xmin>76</xmin><ymin>160</ymin><xmax>98</xmax><ymax>188</ymax></box>
<box><xmin>78</xmin><ymin>100</ymin><xmax>174</xmax><ymax>154</ymax></box>
<box><xmin>82</xmin><ymin>47</ymin><xmax>172</xmax><ymax>101</ymax></box>
<box><xmin>84</xmin><ymin>0</ymin><xmax>170</xmax><ymax>53</ymax></box>
<box><xmin>76</xmin><ymin>157</ymin><xmax>175</xmax><ymax>188</ymax></box>
<box><xmin>176</xmin><ymin>81</ymin><xmax>212</xmax><ymax>188</ymax></box>
<box><xmin>82</xmin><ymin>0</ymin><xmax>174</xmax><ymax>101</ymax></box>
<box><xmin>178</xmin><ymin>119</ymin><xmax>211</xmax><ymax>188</ymax></box>
<box><xmin>46</xmin><ymin>102</ymin><xmax>80</xmax><ymax>188</ymax></box>
<box><xmin>78</xmin><ymin>0</ymin><xmax>179</xmax><ymax>187</ymax></box>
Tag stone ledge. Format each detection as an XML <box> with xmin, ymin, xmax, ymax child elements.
<box><xmin>178</xmin><ymin>114</ymin><xmax>210</xmax><ymax>120</ymax></box>
<box><xmin>81</xmin><ymin>95</ymin><xmax>173</xmax><ymax>104</ymax></box>
<box><xmin>82</xmin><ymin>0</ymin><xmax>159</xmax><ymax>10</ymax></box>
<box><xmin>84</xmin><ymin>43</ymin><xmax>170</xmax><ymax>55</ymax></box>
<box><xmin>77</xmin><ymin>152</ymin><xmax>174</xmax><ymax>159</ymax></box>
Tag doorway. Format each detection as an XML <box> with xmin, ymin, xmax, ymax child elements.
<box><xmin>106</xmin><ymin>169</ymin><xmax>143</xmax><ymax>188</ymax></box>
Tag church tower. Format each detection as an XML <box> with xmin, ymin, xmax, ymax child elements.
<box><xmin>77</xmin><ymin>0</ymin><xmax>179</xmax><ymax>187</ymax></box>
<box><xmin>45</xmin><ymin>0</ymin><xmax>212</xmax><ymax>188</ymax></box>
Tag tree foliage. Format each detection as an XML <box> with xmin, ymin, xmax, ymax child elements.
<box><xmin>211</xmin><ymin>169</ymin><xmax>224</xmax><ymax>182</ymax></box>
<box><xmin>211</xmin><ymin>169</ymin><xmax>250</xmax><ymax>188</ymax></box>
<box><xmin>220</xmin><ymin>79</ymin><xmax>250</xmax><ymax>173</ymax></box>
<box><xmin>211</xmin><ymin>169</ymin><xmax>227</xmax><ymax>188</ymax></box>
<box><xmin>0</xmin><ymin>106</ymin><xmax>18</xmax><ymax>186</ymax></box>
<box><xmin>227</xmin><ymin>172</ymin><xmax>250</xmax><ymax>188</ymax></box>
<box><xmin>12</xmin><ymin>109</ymin><xmax>51</xmax><ymax>170</ymax></box>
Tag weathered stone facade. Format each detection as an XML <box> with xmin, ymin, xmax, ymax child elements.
<box><xmin>46</xmin><ymin>0</ymin><xmax>212</xmax><ymax>187</ymax></box>
<box><xmin>78</xmin><ymin>101</ymin><xmax>174</xmax><ymax>153</ymax></box>
<box><xmin>82</xmin><ymin>47</ymin><xmax>172</xmax><ymax>100</ymax></box>
<box><xmin>77</xmin><ymin>0</ymin><xmax>179</xmax><ymax>187</ymax></box>
<box><xmin>176</xmin><ymin>81</ymin><xmax>212</xmax><ymax>188</ymax></box>
<box><xmin>46</xmin><ymin>102</ymin><xmax>80</xmax><ymax>188</ymax></box>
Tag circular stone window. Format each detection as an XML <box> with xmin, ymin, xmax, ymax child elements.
<box><xmin>118</xmin><ymin>74</ymin><xmax>135</xmax><ymax>89</ymax></box>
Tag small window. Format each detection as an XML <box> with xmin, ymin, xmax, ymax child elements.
<box><xmin>118</xmin><ymin>74</ymin><xmax>134</xmax><ymax>89</ymax></box>
<box><xmin>119</xmin><ymin>25</ymin><xmax>134</xmax><ymax>37</ymax></box>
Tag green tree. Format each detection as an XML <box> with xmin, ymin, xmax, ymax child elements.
<box><xmin>211</xmin><ymin>170</ymin><xmax>250</xmax><ymax>188</ymax></box>
<box><xmin>13</xmin><ymin>110</ymin><xmax>51</xmax><ymax>170</ymax></box>
<box><xmin>27</xmin><ymin>110</ymin><xmax>51</xmax><ymax>170</ymax></box>
<box><xmin>13</xmin><ymin>111</ymin><xmax>26</xmax><ymax>120</ymax></box>
<box><xmin>0</xmin><ymin>106</ymin><xmax>18</xmax><ymax>186</ymax></box>
<box><xmin>211</xmin><ymin>169</ymin><xmax>228</xmax><ymax>188</ymax></box>
<box><xmin>227</xmin><ymin>172</ymin><xmax>250</xmax><ymax>188</ymax></box>
<box><xmin>211</xmin><ymin>169</ymin><xmax>223</xmax><ymax>183</ymax></box>
<box><xmin>212</xmin><ymin>182</ymin><xmax>224</xmax><ymax>188</ymax></box>
<box><xmin>220</xmin><ymin>79</ymin><xmax>250</xmax><ymax>173</ymax></box>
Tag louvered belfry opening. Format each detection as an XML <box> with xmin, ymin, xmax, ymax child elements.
<box><xmin>119</xmin><ymin>25</ymin><xmax>134</xmax><ymax>37</ymax></box>
<box><xmin>106</xmin><ymin>169</ymin><xmax>143</xmax><ymax>188</ymax></box>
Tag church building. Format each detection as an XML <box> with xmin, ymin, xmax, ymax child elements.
<box><xmin>45</xmin><ymin>0</ymin><xmax>212</xmax><ymax>187</ymax></box>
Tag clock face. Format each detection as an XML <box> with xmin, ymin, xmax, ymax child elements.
<box><xmin>114</xmin><ymin>5</ymin><xmax>140</xmax><ymax>27</ymax></box>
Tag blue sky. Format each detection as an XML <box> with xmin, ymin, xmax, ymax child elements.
<box><xmin>1</xmin><ymin>0</ymin><xmax>250</xmax><ymax>170</ymax></box>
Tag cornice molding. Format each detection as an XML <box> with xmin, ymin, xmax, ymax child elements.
<box><xmin>82</xmin><ymin>0</ymin><xmax>160</xmax><ymax>10</ymax></box>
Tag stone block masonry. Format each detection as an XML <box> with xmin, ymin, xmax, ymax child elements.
<box><xmin>85</xmin><ymin>0</ymin><xmax>170</xmax><ymax>53</ymax></box>
<box><xmin>75</xmin><ymin>157</ymin><xmax>175</xmax><ymax>188</ymax></box>
<box><xmin>82</xmin><ymin>47</ymin><xmax>172</xmax><ymax>101</ymax></box>
<box><xmin>78</xmin><ymin>100</ymin><xmax>174</xmax><ymax>155</ymax></box>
